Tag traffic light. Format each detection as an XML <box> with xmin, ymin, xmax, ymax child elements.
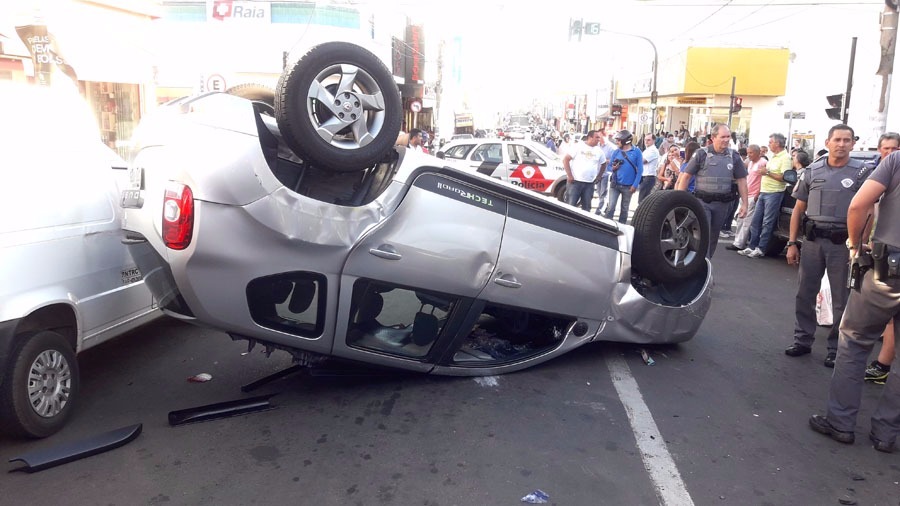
<box><xmin>568</xmin><ymin>19</ymin><xmax>583</xmax><ymax>42</ymax></box>
<box><xmin>826</xmin><ymin>94</ymin><xmax>844</xmax><ymax>120</ymax></box>
<box><xmin>731</xmin><ymin>97</ymin><xmax>742</xmax><ymax>113</ymax></box>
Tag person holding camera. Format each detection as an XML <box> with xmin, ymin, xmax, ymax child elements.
<box><xmin>809</xmin><ymin>147</ymin><xmax>900</xmax><ymax>453</ymax></box>
<box><xmin>603</xmin><ymin>130</ymin><xmax>644</xmax><ymax>224</ymax></box>
<box><xmin>656</xmin><ymin>145</ymin><xmax>682</xmax><ymax>190</ymax></box>
<box><xmin>784</xmin><ymin>125</ymin><xmax>870</xmax><ymax>368</ymax></box>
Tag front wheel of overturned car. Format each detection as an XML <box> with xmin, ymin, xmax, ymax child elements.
<box><xmin>631</xmin><ymin>191</ymin><xmax>710</xmax><ymax>283</ymax></box>
<box><xmin>0</xmin><ymin>330</ymin><xmax>80</xmax><ymax>438</ymax></box>
<box><xmin>276</xmin><ymin>42</ymin><xmax>402</xmax><ymax>172</ymax></box>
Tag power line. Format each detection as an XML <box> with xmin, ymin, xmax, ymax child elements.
<box><xmin>669</xmin><ymin>0</ymin><xmax>734</xmax><ymax>41</ymax></box>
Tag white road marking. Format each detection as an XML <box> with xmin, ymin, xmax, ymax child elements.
<box><xmin>606</xmin><ymin>354</ymin><xmax>695</xmax><ymax>506</ymax></box>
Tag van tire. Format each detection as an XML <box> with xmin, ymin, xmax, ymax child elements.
<box><xmin>0</xmin><ymin>330</ymin><xmax>80</xmax><ymax>439</ymax></box>
<box><xmin>276</xmin><ymin>42</ymin><xmax>401</xmax><ymax>172</ymax></box>
<box><xmin>631</xmin><ymin>191</ymin><xmax>710</xmax><ymax>283</ymax></box>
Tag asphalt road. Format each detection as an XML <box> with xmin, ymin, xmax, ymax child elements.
<box><xmin>1</xmin><ymin>238</ymin><xmax>898</xmax><ymax>506</ymax></box>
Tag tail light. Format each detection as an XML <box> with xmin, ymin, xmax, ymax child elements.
<box><xmin>162</xmin><ymin>182</ymin><xmax>194</xmax><ymax>250</ymax></box>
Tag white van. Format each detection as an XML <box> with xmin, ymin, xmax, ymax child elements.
<box><xmin>0</xmin><ymin>82</ymin><xmax>159</xmax><ymax>438</ymax></box>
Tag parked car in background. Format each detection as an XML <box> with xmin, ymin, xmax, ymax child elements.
<box><xmin>769</xmin><ymin>150</ymin><xmax>880</xmax><ymax>256</ymax></box>
<box><xmin>436</xmin><ymin>138</ymin><xmax>569</xmax><ymax>201</ymax></box>
<box><xmin>0</xmin><ymin>82</ymin><xmax>159</xmax><ymax>438</ymax></box>
<box><xmin>119</xmin><ymin>42</ymin><xmax>712</xmax><ymax>381</ymax></box>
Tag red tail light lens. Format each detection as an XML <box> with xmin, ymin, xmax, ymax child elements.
<box><xmin>162</xmin><ymin>182</ymin><xmax>194</xmax><ymax>250</ymax></box>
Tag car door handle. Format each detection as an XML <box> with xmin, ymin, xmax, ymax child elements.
<box><xmin>493</xmin><ymin>274</ymin><xmax>521</xmax><ymax>289</ymax></box>
<box><xmin>369</xmin><ymin>245</ymin><xmax>402</xmax><ymax>261</ymax></box>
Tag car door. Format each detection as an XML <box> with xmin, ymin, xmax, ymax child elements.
<box><xmin>331</xmin><ymin>171</ymin><xmax>507</xmax><ymax>372</ymax></box>
<box><xmin>469</xmin><ymin>143</ymin><xmax>505</xmax><ymax>178</ymax></box>
<box><xmin>478</xmin><ymin>200</ymin><xmax>621</xmax><ymax>323</ymax></box>
<box><xmin>504</xmin><ymin>143</ymin><xmax>556</xmax><ymax>194</ymax></box>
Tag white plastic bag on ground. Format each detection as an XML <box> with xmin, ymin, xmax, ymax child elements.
<box><xmin>816</xmin><ymin>272</ymin><xmax>833</xmax><ymax>326</ymax></box>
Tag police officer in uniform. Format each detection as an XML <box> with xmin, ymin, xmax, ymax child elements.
<box><xmin>784</xmin><ymin>124</ymin><xmax>870</xmax><ymax>367</ymax></box>
<box><xmin>808</xmin><ymin>149</ymin><xmax>900</xmax><ymax>453</ymax></box>
<box><xmin>675</xmin><ymin>124</ymin><xmax>748</xmax><ymax>257</ymax></box>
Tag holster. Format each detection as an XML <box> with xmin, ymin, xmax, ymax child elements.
<box><xmin>872</xmin><ymin>242</ymin><xmax>900</xmax><ymax>281</ymax></box>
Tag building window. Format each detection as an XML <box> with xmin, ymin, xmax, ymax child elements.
<box><xmin>84</xmin><ymin>81</ymin><xmax>142</xmax><ymax>158</ymax></box>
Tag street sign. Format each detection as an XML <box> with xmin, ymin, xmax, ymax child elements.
<box><xmin>584</xmin><ymin>22</ymin><xmax>600</xmax><ymax>35</ymax></box>
<box><xmin>206</xmin><ymin>74</ymin><xmax>226</xmax><ymax>92</ymax></box>
<box><xmin>640</xmin><ymin>113</ymin><xmax>650</xmax><ymax>124</ymax></box>
<box><xmin>783</xmin><ymin>112</ymin><xmax>805</xmax><ymax>119</ymax></box>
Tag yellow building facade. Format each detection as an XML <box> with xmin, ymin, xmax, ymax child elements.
<box><xmin>615</xmin><ymin>47</ymin><xmax>790</xmax><ymax>143</ymax></box>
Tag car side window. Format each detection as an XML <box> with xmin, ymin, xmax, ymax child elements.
<box><xmin>507</xmin><ymin>144</ymin><xmax>522</xmax><ymax>164</ymax></box>
<box><xmin>444</xmin><ymin>144</ymin><xmax>474</xmax><ymax>160</ymax></box>
<box><xmin>347</xmin><ymin>279</ymin><xmax>456</xmax><ymax>359</ymax></box>
<box><xmin>473</xmin><ymin>144</ymin><xmax>502</xmax><ymax>164</ymax></box>
<box><xmin>521</xmin><ymin>146</ymin><xmax>545</xmax><ymax>165</ymax></box>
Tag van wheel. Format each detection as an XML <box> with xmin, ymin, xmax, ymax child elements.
<box><xmin>276</xmin><ymin>42</ymin><xmax>401</xmax><ymax>172</ymax></box>
<box><xmin>631</xmin><ymin>191</ymin><xmax>709</xmax><ymax>283</ymax></box>
<box><xmin>0</xmin><ymin>330</ymin><xmax>80</xmax><ymax>438</ymax></box>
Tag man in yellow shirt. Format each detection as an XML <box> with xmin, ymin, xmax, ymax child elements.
<box><xmin>738</xmin><ymin>133</ymin><xmax>790</xmax><ymax>258</ymax></box>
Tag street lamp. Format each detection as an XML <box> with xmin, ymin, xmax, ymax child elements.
<box><xmin>597</xmin><ymin>29</ymin><xmax>659</xmax><ymax>121</ymax></box>
<box><xmin>569</xmin><ymin>22</ymin><xmax>659</xmax><ymax>128</ymax></box>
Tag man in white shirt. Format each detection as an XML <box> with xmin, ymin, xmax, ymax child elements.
<box><xmin>562</xmin><ymin>129</ymin><xmax>607</xmax><ymax>211</ymax></box>
<box><xmin>408</xmin><ymin>128</ymin><xmax>424</xmax><ymax>152</ymax></box>
<box><xmin>638</xmin><ymin>133</ymin><xmax>660</xmax><ymax>203</ymax></box>
<box><xmin>594</xmin><ymin>127</ymin><xmax>617</xmax><ymax>215</ymax></box>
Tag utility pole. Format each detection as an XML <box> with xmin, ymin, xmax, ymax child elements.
<box><xmin>844</xmin><ymin>37</ymin><xmax>857</xmax><ymax>124</ymax></box>
<box><xmin>727</xmin><ymin>76</ymin><xmax>736</xmax><ymax>126</ymax></box>
<box><xmin>875</xmin><ymin>2</ymin><xmax>898</xmax><ymax>138</ymax></box>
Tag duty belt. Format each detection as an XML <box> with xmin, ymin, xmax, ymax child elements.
<box><xmin>692</xmin><ymin>191</ymin><xmax>734</xmax><ymax>203</ymax></box>
<box><xmin>811</xmin><ymin>227</ymin><xmax>848</xmax><ymax>244</ymax></box>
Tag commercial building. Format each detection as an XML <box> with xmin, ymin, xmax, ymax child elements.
<box><xmin>614</xmin><ymin>46</ymin><xmax>790</xmax><ymax>146</ymax></box>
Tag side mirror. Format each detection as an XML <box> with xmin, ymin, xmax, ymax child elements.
<box><xmin>436</xmin><ymin>152</ymin><xmax>446</xmax><ymax>160</ymax></box>
<box><xmin>782</xmin><ymin>169</ymin><xmax>798</xmax><ymax>184</ymax></box>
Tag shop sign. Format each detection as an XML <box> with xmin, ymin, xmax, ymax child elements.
<box><xmin>677</xmin><ymin>97</ymin><xmax>707</xmax><ymax>105</ymax></box>
<box><xmin>405</xmin><ymin>25</ymin><xmax>424</xmax><ymax>83</ymax></box>
<box><xmin>15</xmin><ymin>25</ymin><xmax>78</xmax><ymax>86</ymax></box>
<box><xmin>611</xmin><ymin>104</ymin><xmax>622</xmax><ymax>117</ymax></box>
<box><xmin>455</xmin><ymin>113</ymin><xmax>473</xmax><ymax>128</ymax></box>
<box><xmin>208</xmin><ymin>0</ymin><xmax>271</xmax><ymax>22</ymax></box>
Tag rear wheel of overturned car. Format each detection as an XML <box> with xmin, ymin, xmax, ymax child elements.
<box><xmin>226</xmin><ymin>83</ymin><xmax>276</xmax><ymax>116</ymax></box>
<box><xmin>631</xmin><ymin>191</ymin><xmax>710</xmax><ymax>283</ymax></box>
<box><xmin>0</xmin><ymin>330</ymin><xmax>80</xmax><ymax>438</ymax></box>
<box><xmin>276</xmin><ymin>42</ymin><xmax>402</xmax><ymax>172</ymax></box>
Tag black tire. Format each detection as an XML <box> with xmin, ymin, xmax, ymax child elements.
<box><xmin>226</xmin><ymin>83</ymin><xmax>276</xmax><ymax>116</ymax></box>
<box><xmin>631</xmin><ymin>191</ymin><xmax>710</xmax><ymax>283</ymax></box>
<box><xmin>275</xmin><ymin>42</ymin><xmax>401</xmax><ymax>172</ymax></box>
<box><xmin>554</xmin><ymin>182</ymin><xmax>567</xmax><ymax>202</ymax></box>
<box><xmin>0</xmin><ymin>330</ymin><xmax>80</xmax><ymax>438</ymax></box>
<box><xmin>765</xmin><ymin>236</ymin><xmax>788</xmax><ymax>257</ymax></box>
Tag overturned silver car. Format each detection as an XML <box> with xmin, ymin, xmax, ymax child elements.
<box><xmin>121</xmin><ymin>42</ymin><xmax>712</xmax><ymax>376</ymax></box>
